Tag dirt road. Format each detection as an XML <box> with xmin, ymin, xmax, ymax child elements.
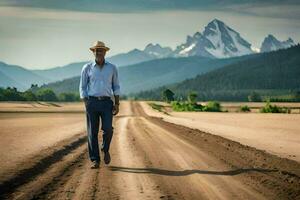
<box><xmin>1</xmin><ymin>101</ymin><xmax>299</xmax><ymax>199</ymax></box>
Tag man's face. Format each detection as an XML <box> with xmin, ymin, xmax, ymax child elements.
<box><xmin>93</xmin><ymin>48</ymin><xmax>106</xmax><ymax>61</ymax></box>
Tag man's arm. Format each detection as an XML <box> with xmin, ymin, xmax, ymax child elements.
<box><xmin>112</xmin><ymin>65</ymin><xmax>121</xmax><ymax>100</ymax></box>
<box><xmin>112</xmin><ymin>65</ymin><xmax>121</xmax><ymax>115</ymax></box>
<box><xmin>79</xmin><ymin>65</ymin><xmax>89</xmax><ymax>103</ymax></box>
<box><xmin>114</xmin><ymin>95</ymin><xmax>119</xmax><ymax>105</ymax></box>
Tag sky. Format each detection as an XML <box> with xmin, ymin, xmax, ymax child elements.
<box><xmin>0</xmin><ymin>0</ymin><xmax>299</xmax><ymax>69</ymax></box>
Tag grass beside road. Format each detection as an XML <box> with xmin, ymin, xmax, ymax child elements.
<box><xmin>148</xmin><ymin>101</ymin><xmax>300</xmax><ymax>114</ymax></box>
<box><xmin>148</xmin><ymin>102</ymin><xmax>169</xmax><ymax>115</ymax></box>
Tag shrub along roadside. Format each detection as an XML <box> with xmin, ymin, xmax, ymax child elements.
<box><xmin>260</xmin><ymin>101</ymin><xmax>290</xmax><ymax>113</ymax></box>
<box><xmin>202</xmin><ymin>101</ymin><xmax>221</xmax><ymax>112</ymax></box>
<box><xmin>239</xmin><ymin>105</ymin><xmax>251</xmax><ymax>112</ymax></box>
<box><xmin>171</xmin><ymin>100</ymin><xmax>222</xmax><ymax>112</ymax></box>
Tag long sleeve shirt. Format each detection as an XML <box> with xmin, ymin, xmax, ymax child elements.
<box><xmin>79</xmin><ymin>59</ymin><xmax>121</xmax><ymax>99</ymax></box>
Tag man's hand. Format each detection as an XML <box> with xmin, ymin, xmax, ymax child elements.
<box><xmin>83</xmin><ymin>97</ymin><xmax>89</xmax><ymax>105</ymax></box>
<box><xmin>112</xmin><ymin>104</ymin><xmax>119</xmax><ymax>115</ymax></box>
<box><xmin>112</xmin><ymin>95</ymin><xmax>120</xmax><ymax>115</ymax></box>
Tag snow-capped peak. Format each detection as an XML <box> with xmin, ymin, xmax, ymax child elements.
<box><xmin>143</xmin><ymin>43</ymin><xmax>173</xmax><ymax>58</ymax></box>
<box><xmin>260</xmin><ymin>34</ymin><xmax>295</xmax><ymax>52</ymax></box>
<box><xmin>173</xmin><ymin>18</ymin><xmax>254</xmax><ymax>58</ymax></box>
<box><xmin>203</xmin><ymin>18</ymin><xmax>253</xmax><ymax>57</ymax></box>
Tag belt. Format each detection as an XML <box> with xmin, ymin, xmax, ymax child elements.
<box><xmin>88</xmin><ymin>96</ymin><xmax>111</xmax><ymax>100</ymax></box>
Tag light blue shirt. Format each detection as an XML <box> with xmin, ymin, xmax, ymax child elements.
<box><xmin>79</xmin><ymin>59</ymin><xmax>121</xmax><ymax>99</ymax></box>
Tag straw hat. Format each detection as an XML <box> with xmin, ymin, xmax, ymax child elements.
<box><xmin>89</xmin><ymin>41</ymin><xmax>110</xmax><ymax>52</ymax></box>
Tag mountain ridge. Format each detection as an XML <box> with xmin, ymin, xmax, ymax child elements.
<box><xmin>133</xmin><ymin>45</ymin><xmax>300</xmax><ymax>101</ymax></box>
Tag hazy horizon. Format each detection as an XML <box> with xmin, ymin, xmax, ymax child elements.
<box><xmin>0</xmin><ymin>1</ymin><xmax>299</xmax><ymax>69</ymax></box>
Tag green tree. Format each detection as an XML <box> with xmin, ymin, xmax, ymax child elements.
<box><xmin>161</xmin><ymin>89</ymin><xmax>174</xmax><ymax>102</ymax></box>
<box><xmin>188</xmin><ymin>92</ymin><xmax>198</xmax><ymax>104</ymax></box>
<box><xmin>0</xmin><ymin>88</ymin><xmax>4</xmax><ymax>101</ymax></box>
<box><xmin>22</xmin><ymin>90</ymin><xmax>37</xmax><ymax>101</ymax></box>
<box><xmin>58</xmin><ymin>92</ymin><xmax>79</xmax><ymax>102</ymax></box>
<box><xmin>36</xmin><ymin>88</ymin><xmax>58</xmax><ymax>101</ymax></box>
<box><xmin>30</xmin><ymin>84</ymin><xmax>38</xmax><ymax>89</ymax></box>
<box><xmin>2</xmin><ymin>87</ymin><xmax>25</xmax><ymax>101</ymax></box>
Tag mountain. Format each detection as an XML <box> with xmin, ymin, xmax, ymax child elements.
<box><xmin>260</xmin><ymin>34</ymin><xmax>295</xmax><ymax>52</ymax></box>
<box><xmin>0</xmin><ymin>70</ymin><xmax>24</xmax><ymax>89</ymax></box>
<box><xmin>106</xmin><ymin>48</ymin><xmax>154</xmax><ymax>67</ymax></box>
<box><xmin>35</xmin><ymin>54</ymin><xmax>254</xmax><ymax>95</ymax></box>
<box><xmin>143</xmin><ymin>43</ymin><xmax>173</xmax><ymax>58</ymax></box>
<box><xmin>107</xmin><ymin>43</ymin><xmax>173</xmax><ymax>67</ymax></box>
<box><xmin>0</xmin><ymin>62</ymin><xmax>50</xmax><ymax>91</ymax></box>
<box><xmin>135</xmin><ymin>45</ymin><xmax>300</xmax><ymax>101</ymax></box>
<box><xmin>32</xmin><ymin>61</ymin><xmax>86</xmax><ymax>82</ymax></box>
<box><xmin>173</xmin><ymin>19</ymin><xmax>254</xmax><ymax>58</ymax></box>
<box><xmin>108</xmin><ymin>19</ymin><xmax>257</xmax><ymax>66</ymax></box>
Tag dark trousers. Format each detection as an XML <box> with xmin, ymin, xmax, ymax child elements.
<box><xmin>85</xmin><ymin>98</ymin><xmax>114</xmax><ymax>162</ymax></box>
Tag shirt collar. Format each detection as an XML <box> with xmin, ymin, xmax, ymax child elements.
<box><xmin>92</xmin><ymin>59</ymin><xmax>108</xmax><ymax>67</ymax></box>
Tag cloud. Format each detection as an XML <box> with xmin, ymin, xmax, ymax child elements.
<box><xmin>1</xmin><ymin>0</ymin><xmax>300</xmax><ymax>21</ymax></box>
<box><xmin>0</xmin><ymin>6</ymin><xmax>117</xmax><ymax>21</ymax></box>
<box><xmin>222</xmin><ymin>3</ymin><xmax>300</xmax><ymax>19</ymax></box>
<box><xmin>0</xmin><ymin>0</ymin><xmax>300</xmax><ymax>14</ymax></box>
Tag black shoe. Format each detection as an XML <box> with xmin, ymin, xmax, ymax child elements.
<box><xmin>90</xmin><ymin>160</ymin><xmax>100</xmax><ymax>169</ymax></box>
<box><xmin>104</xmin><ymin>152</ymin><xmax>111</xmax><ymax>164</ymax></box>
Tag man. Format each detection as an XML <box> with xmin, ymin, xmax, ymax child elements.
<box><xmin>79</xmin><ymin>41</ymin><xmax>121</xmax><ymax>169</ymax></box>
